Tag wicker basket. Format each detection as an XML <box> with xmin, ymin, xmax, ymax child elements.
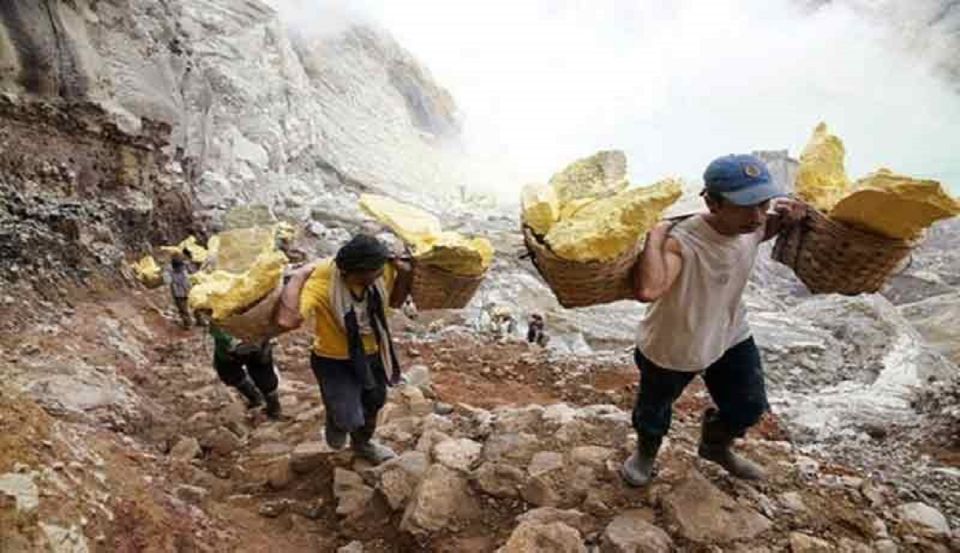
<box><xmin>410</xmin><ymin>262</ymin><xmax>484</xmax><ymax>310</ymax></box>
<box><xmin>522</xmin><ymin>226</ymin><xmax>640</xmax><ymax>308</ymax></box>
<box><xmin>772</xmin><ymin>207</ymin><xmax>916</xmax><ymax>295</ymax></box>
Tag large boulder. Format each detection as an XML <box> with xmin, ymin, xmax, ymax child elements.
<box><xmin>662</xmin><ymin>471</ymin><xmax>772</xmax><ymax>544</ymax></box>
<box><xmin>400</xmin><ymin>464</ymin><xmax>479</xmax><ymax>536</ymax></box>
<box><xmin>498</xmin><ymin>521</ymin><xmax>586</xmax><ymax>553</ymax></box>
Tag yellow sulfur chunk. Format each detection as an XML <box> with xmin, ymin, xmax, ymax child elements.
<box><xmin>188</xmin><ymin>250</ymin><xmax>287</xmax><ymax>320</ymax></box>
<box><xmin>413</xmin><ymin>232</ymin><xmax>494</xmax><ymax>276</ymax></box>
<box><xmin>359</xmin><ymin>194</ymin><xmax>442</xmax><ymax>244</ymax></box>
<box><xmin>545</xmin><ymin>178</ymin><xmax>682</xmax><ymax>262</ymax></box>
<box><xmin>549</xmin><ymin>150</ymin><xmax>628</xmax><ymax>204</ymax></box>
<box><xmin>206</xmin><ymin>226</ymin><xmax>278</xmax><ymax>273</ymax></box>
<box><xmin>795</xmin><ymin>122</ymin><xmax>850</xmax><ymax>212</ymax></box>
<box><xmin>158</xmin><ymin>235</ymin><xmax>208</xmax><ymax>263</ymax></box>
<box><xmin>521</xmin><ymin>183</ymin><xmax>559</xmax><ymax>236</ymax></box>
<box><xmin>558</xmin><ymin>197</ymin><xmax>598</xmax><ymax>220</ymax></box>
<box><xmin>131</xmin><ymin>255</ymin><xmax>163</xmax><ymax>288</ymax></box>
<box><xmin>830</xmin><ymin>169</ymin><xmax>960</xmax><ymax>240</ymax></box>
<box><xmin>359</xmin><ymin>194</ymin><xmax>493</xmax><ymax>276</ymax></box>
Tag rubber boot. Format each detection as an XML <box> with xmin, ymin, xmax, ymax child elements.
<box><xmin>324</xmin><ymin>417</ymin><xmax>347</xmax><ymax>450</ymax></box>
<box><xmin>235</xmin><ymin>377</ymin><xmax>263</xmax><ymax>409</ymax></box>
<box><xmin>263</xmin><ymin>390</ymin><xmax>282</xmax><ymax>420</ymax></box>
<box><xmin>351</xmin><ymin>438</ymin><xmax>397</xmax><ymax>464</ymax></box>
<box><xmin>621</xmin><ymin>432</ymin><xmax>662</xmax><ymax>487</ymax></box>
<box><xmin>697</xmin><ymin>408</ymin><xmax>766</xmax><ymax>480</ymax></box>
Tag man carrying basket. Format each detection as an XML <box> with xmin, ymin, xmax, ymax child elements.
<box><xmin>276</xmin><ymin>234</ymin><xmax>412</xmax><ymax>465</ymax></box>
<box><xmin>622</xmin><ymin>154</ymin><xmax>805</xmax><ymax>486</ymax></box>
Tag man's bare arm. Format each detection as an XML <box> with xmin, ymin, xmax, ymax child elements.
<box><xmin>275</xmin><ymin>263</ymin><xmax>318</xmax><ymax>330</ymax></box>
<box><xmin>633</xmin><ymin>222</ymin><xmax>683</xmax><ymax>303</ymax></box>
<box><xmin>763</xmin><ymin>198</ymin><xmax>807</xmax><ymax>242</ymax></box>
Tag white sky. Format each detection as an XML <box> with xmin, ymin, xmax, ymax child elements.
<box><xmin>276</xmin><ymin>0</ymin><xmax>960</xmax><ymax>198</ymax></box>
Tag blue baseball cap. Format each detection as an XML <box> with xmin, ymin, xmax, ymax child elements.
<box><xmin>703</xmin><ymin>154</ymin><xmax>785</xmax><ymax>206</ymax></box>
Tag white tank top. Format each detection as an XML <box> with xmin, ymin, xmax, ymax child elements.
<box><xmin>637</xmin><ymin>215</ymin><xmax>763</xmax><ymax>372</ymax></box>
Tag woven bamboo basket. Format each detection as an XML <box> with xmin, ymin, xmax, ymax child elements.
<box><xmin>522</xmin><ymin>226</ymin><xmax>640</xmax><ymax>308</ymax></box>
<box><xmin>772</xmin><ymin>207</ymin><xmax>916</xmax><ymax>295</ymax></box>
<box><xmin>410</xmin><ymin>262</ymin><xmax>484</xmax><ymax>310</ymax></box>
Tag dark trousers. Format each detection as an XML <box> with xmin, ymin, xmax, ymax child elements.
<box><xmin>310</xmin><ymin>353</ymin><xmax>387</xmax><ymax>441</ymax></box>
<box><xmin>632</xmin><ymin>337</ymin><xmax>769</xmax><ymax>439</ymax></box>
<box><xmin>213</xmin><ymin>343</ymin><xmax>278</xmax><ymax>395</ymax></box>
<box><xmin>173</xmin><ymin>296</ymin><xmax>192</xmax><ymax>328</ymax></box>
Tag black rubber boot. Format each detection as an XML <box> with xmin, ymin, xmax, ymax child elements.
<box><xmin>235</xmin><ymin>378</ymin><xmax>263</xmax><ymax>409</ymax></box>
<box><xmin>351</xmin><ymin>437</ymin><xmax>397</xmax><ymax>464</ymax></box>
<box><xmin>263</xmin><ymin>390</ymin><xmax>282</xmax><ymax>420</ymax></box>
<box><xmin>697</xmin><ymin>408</ymin><xmax>766</xmax><ymax>480</ymax></box>
<box><xmin>621</xmin><ymin>432</ymin><xmax>662</xmax><ymax>487</ymax></box>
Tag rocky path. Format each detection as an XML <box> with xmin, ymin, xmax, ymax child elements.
<box><xmin>1</xmin><ymin>288</ymin><xmax>957</xmax><ymax>552</ymax></box>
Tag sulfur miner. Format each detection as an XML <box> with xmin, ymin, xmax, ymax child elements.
<box><xmin>622</xmin><ymin>154</ymin><xmax>806</xmax><ymax>487</ymax></box>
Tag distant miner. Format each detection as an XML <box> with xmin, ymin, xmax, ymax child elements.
<box><xmin>623</xmin><ymin>154</ymin><xmax>805</xmax><ymax>486</ymax></box>
<box><xmin>276</xmin><ymin>234</ymin><xmax>412</xmax><ymax>464</ymax></box>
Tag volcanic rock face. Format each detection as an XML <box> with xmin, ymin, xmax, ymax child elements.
<box><xmin>0</xmin><ymin>0</ymin><xmax>465</xmax><ymax>225</ymax></box>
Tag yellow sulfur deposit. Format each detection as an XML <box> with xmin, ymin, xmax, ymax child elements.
<box><xmin>545</xmin><ymin>178</ymin><xmax>683</xmax><ymax>262</ymax></box>
<box><xmin>131</xmin><ymin>255</ymin><xmax>163</xmax><ymax>288</ymax></box>
<box><xmin>188</xmin><ymin>250</ymin><xmax>287</xmax><ymax>320</ymax></box>
<box><xmin>795</xmin><ymin>122</ymin><xmax>850</xmax><ymax>212</ymax></box>
<box><xmin>549</xmin><ymin>150</ymin><xmax>628</xmax><ymax>204</ymax></box>
<box><xmin>359</xmin><ymin>194</ymin><xmax>493</xmax><ymax>276</ymax></box>
<box><xmin>829</xmin><ymin>169</ymin><xmax>960</xmax><ymax>240</ymax></box>
<box><xmin>521</xmin><ymin>182</ymin><xmax>559</xmax><ymax>236</ymax></box>
<box><xmin>205</xmin><ymin>225</ymin><xmax>280</xmax><ymax>273</ymax></box>
<box><xmin>159</xmin><ymin>235</ymin><xmax>208</xmax><ymax>264</ymax></box>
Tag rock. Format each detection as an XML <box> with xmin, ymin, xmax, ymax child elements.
<box><xmin>433</xmin><ymin>438</ymin><xmax>483</xmax><ymax>472</ymax></box>
<box><xmin>482</xmin><ymin>432</ymin><xmax>540</xmax><ymax>466</ymax></box>
<box><xmin>373</xmin><ymin>452</ymin><xmax>429</xmax><ymax>510</ymax></box>
<box><xmin>528</xmin><ymin>451</ymin><xmax>565</xmax><ymax>477</ymax></box>
<box><xmin>499</xmin><ymin>521</ymin><xmax>586</xmax><ymax>553</ymax></box>
<box><xmin>789</xmin><ymin>532</ymin><xmax>834</xmax><ymax>552</ymax></box>
<box><xmin>569</xmin><ymin>446</ymin><xmax>615</xmax><ymax>469</ymax></box>
<box><xmin>896</xmin><ymin>502</ymin><xmax>951</xmax><ymax>536</ymax></box>
<box><xmin>494</xmin><ymin>406</ymin><xmax>545</xmax><ymax>434</ymax></box>
<box><xmin>522</xmin><ymin>474</ymin><xmax>562</xmax><ymax>507</ymax></box>
<box><xmin>338</xmin><ymin>541</ymin><xmax>364</xmax><ymax>553</ymax></box>
<box><xmin>434</xmin><ymin>402</ymin><xmax>455</xmax><ymax>415</ymax></box>
<box><xmin>291</xmin><ymin>441</ymin><xmax>329</xmax><ymax>474</ymax></box>
<box><xmin>517</xmin><ymin>507</ymin><xmax>592</xmax><ymax>535</ymax></box>
<box><xmin>0</xmin><ymin>472</ymin><xmax>39</xmax><ymax>513</ymax></box>
<box><xmin>836</xmin><ymin>538</ymin><xmax>873</xmax><ymax>553</ymax></box>
<box><xmin>334</xmin><ymin>468</ymin><xmax>373</xmax><ymax>518</ymax></box>
<box><xmin>405</xmin><ymin>365</ymin><xmax>431</xmax><ymax>389</ymax></box>
<box><xmin>259</xmin><ymin>499</ymin><xmax>293</xmax><ymax>518</ymax></box>
<box><xmin>401</xmin><ymin>464</ymin><xmax>479</xmax><ymax>536</ymax></box>
<box><xmin>600</xmin><ymin>509</ymin><xmax>673</xmax><ymax>553</ymax></box>
<box><xmin>202</xmin><ymin>426</ymin><xmax>243</xmax><ymax>456</ymax></box>
<box><xmin>169</xmin><ymin>436</ymin><xmax>201</xmax><ymax>461</ymax></box>
<box><xmin>873</xmin><ymin>539</ymin><xmax>898</xmax><ymax>553</ymax></box>
<box><xmin>174</xmin><ymin>484</ymin><xmax>208</xmax><ymax>505</ymax></box>
<box><xmin>39</xmin><ymin>522</ymin><xmax>89</xmax><ymax>553</ymax></box>
<box><xmin>473</xmin><ymin>462</ymin><xmax>527</xmax><ymax>498</ymax></box>
<box><xmin>662</xmin><ymin>471</ymin><xmax>772</xmax><ymax>544</ymax></box>
<box><xmin>779</xmin><ymin>492</ymin><xmax>807</xmax><ymax>514</ymax></box>
<box><xmin>265</xmin><ymin>455</ymin><xmax>293</xmax><ymax>490</ymax></box>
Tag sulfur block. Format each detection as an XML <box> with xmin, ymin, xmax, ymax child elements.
<box><xmin>830</xmin><ymin>168</ymin><xmax>960</xmax><ymax>239</ymax></box>
<box><xmin>189</xmin><ymin>250</ymin><xmax>287</xmax><ymax>320</ymax></box>
<box><xmin>521</xmin><ymin>182</ymin><xmax>559</xmax><ymax>236</ymax></box>
<box><xmin>545</xmin><ymin>178</ymin><xmax>682</xmax><ymax>262</ymax></box>
<box><xmin>548</xmin><ymin>150</ymin><xmax>628</xmax><ymax>204</ymax></box>
<box><xmin>795</xmin><ymin>122</ymin><xmax>850</xmax><ymax>212</ymax></box>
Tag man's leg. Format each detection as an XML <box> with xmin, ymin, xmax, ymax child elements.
<box><xmin>174</xmin><ymin>297</ymin><xmax>192</xmax><ymax>329</ymax></box>
<box><xmin>309</xmin><ymin>354</ymin><xmax>365</xmax><ymax>449</ymax></box>
<box><xmin>700</xmin><ymin>337</ymin><xmax>768</xmax><ymax>479</ymax></box>
<box><xmin>214</xmin><ymin>355</ymin><xmax>262</xmax><ymax>408</ymax></box>
<box><xmin>349</xmin><ymin>356</ymin><xmax>395</xmax><ymax>463</ymax></box>
<box><xmin>623</xmin><ymin>349</ymin><xmax>696</xmax><ymax>486</ymax></box>
<box><xmin>244</xmin><ymin>343</ymin><xmax>281</xmax><ymax>419</ymax></box>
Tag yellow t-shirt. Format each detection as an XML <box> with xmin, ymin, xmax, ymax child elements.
<box><xmin>298</xmin><ymin>259</ymin><xmax>396</xmax><ymax>359</ymax></box>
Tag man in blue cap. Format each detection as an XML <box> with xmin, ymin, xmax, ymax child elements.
<box><xmin>622</xmin><ymin>154</ymin><xmax>805</xmax><ymax>486</ymax></box>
